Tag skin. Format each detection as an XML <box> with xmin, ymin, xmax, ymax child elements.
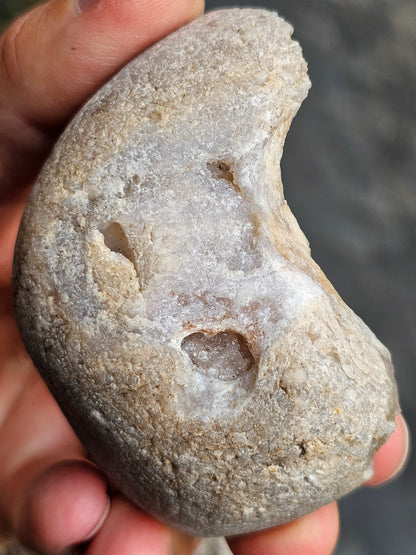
<box><xmin>0</xmin><ymin>1</ymin><xmax>409</xmax><ymax>553</ymax></box>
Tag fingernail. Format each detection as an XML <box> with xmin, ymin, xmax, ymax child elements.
<box><xmin>78</xmin><ymin>0</ymin><xmax>100</xmax><ymax>13</ymax></box>
<box><xmin>83</xmin><ymin>496</ymin><xmax>111</xmax><ymax>542</ymax></box>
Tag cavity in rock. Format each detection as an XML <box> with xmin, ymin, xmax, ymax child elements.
<box><xmin>181</xmin><ymin>330</ymin><xmax>254</xmax><ymax>380</ymax></box>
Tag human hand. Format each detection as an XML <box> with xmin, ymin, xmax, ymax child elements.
<box><xmin>0</xmin><ymin>1</ymin><xmax>409</xmax><ymax>554</ymax></box>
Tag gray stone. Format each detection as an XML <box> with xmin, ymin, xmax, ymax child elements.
<box><xmin>13</xmin><ymin>8</ymin><xmax>399</xmax><ymax>537</ymax></box>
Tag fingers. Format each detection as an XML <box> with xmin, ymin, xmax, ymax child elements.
<box><xmin>0</xmin><ymin>356</ymin><xmax>109</xmax><ymax>553</ymax></box>
<box><xmin>0</xmin><ymin>0</ymin><xmax>205</xmax><ymax>196</ymax></box>
<box><xmin>15</xmin><ymin>460</ymin><xmax>110</xmax><ymax>554</ymax></box>
<box><xmin>0</xmin><ymin>371</ymin><xmax>111</xmax><ymax>554</ymax></box>
<box><xmin>84</xmin><ymin>496</ymin><xmax>173</xmax><ymax>555</ymax></box>
<box><xmin>0</xmin><ymin>314</ymin><xmax>34</xmax><ymax>426</ymax></box>
<box><xmin>0</xmin><ymin>190</ymin><xmax>27</xmax><ymax>289</ymax></box>
<box><xmin>84</xmin><ymin>495</ymin><xmax>197</xmax><ymax>555</ymax></box>
<box><xmin>0</xmin><ymin>371</ymin><xmax>81</xmax><ymax>521</ymax></box>
<box><xmin>228</xmin><ymin>503</ymin><xmax>339</xmax><ymax>555</ymax></box>
<box><xmin>366</xmin><ymin>413</ymin><xmax>410</xmax><ymax>487</ymax></box>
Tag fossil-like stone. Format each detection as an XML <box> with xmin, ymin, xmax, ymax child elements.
<box><xmin>13</xmin><ymin>8</ymin><xmax>399</xmax><ymax>537</ymax></box>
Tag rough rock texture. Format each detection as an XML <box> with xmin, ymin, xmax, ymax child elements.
<box><xmin>13</xmin><ymin>9</ymin><xmax>399</xmax><ymax>537</ymax></box>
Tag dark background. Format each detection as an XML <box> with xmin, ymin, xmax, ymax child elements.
<box><xmin>1</xmin><ymin>1</ymin><xmax>415</xmax><ymax>553</ymax></box>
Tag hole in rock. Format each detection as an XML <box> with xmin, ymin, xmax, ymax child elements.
<box><xmin>207</xmin><ymin>160</ymin><xmax>241</xmax><ymax>192</ymax></box>
<box><xmin>100</xmin><ymin>222</ymin><xmax>136</xmax><ymax>265</ymax></box>
<box><xmin>181</xmin><ymin>330</ymin><xmax>254</xmax><ymax>381</ymax></box>
<box><xmin>298</xmin><ymin>441</ymin><xmax>307</xmax><ymax>457</ymax></box>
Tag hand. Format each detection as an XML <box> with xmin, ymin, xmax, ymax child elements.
<box><xmin>0</xmin><ymin>1</ymin><xmax>409</xmax><ymax>554</ymax></box>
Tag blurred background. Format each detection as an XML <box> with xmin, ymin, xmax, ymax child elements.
<box><xmin>1</xmin><ymin>0</ymin><xmax>415</xmax><ymax>553</ymax></box>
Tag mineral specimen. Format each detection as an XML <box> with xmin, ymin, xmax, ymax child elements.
<box><xmin>13</xmin><ymin>8</ymin><xmax>399</xmax><ymax>536</ymax></box>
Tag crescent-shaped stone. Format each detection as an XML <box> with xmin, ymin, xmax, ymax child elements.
<box><xmin>13</xmin><ymin>8</ymin><xmax>399</xmax><ymax>536</ymax></box>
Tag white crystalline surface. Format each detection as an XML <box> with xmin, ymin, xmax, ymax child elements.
<box><xmin>14</xmin><ymin>9</ymin><xmax>399</xmax><ymax>537</ymax></box>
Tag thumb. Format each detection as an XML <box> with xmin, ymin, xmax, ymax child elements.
<box><xmin>0</xmin><ymin>0</ymin><xmax>205</xmax><ymax>196</ymax></box>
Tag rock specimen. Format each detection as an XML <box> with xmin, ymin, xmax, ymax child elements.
<box><xmin>13</xmin><ymin>8</ymin><xmax>399</xmax><ymax>537</ymax></box>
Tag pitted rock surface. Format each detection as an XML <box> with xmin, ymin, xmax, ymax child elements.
<box><xmin>13</xmin><ymin>8</ymin><xmax>399</xmax><ymax>536</ymax></box>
